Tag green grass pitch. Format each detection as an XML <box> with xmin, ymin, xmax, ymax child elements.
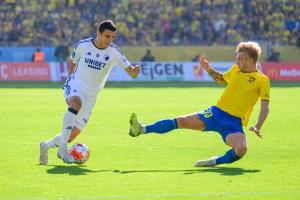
<box><xmin>0</xmin><ymin>82</ymin><xmax>299</xmax><ymax>200</ymax></box>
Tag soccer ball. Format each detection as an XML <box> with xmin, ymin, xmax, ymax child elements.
<box><xmin>69</xmin><ymin>143</ymin><xmax>90</xmax><ymax>164</ymax></box>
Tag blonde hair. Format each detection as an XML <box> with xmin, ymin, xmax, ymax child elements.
<box><xmin>236</xmin><ymin>41</ymin><xmax>262</xmax><ymax>63</ymax></box>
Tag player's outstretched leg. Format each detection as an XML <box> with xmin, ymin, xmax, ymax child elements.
<box><xmin>39</xmin><ymin>141</ymin><xmax>48</xmax><ymax>165</ymax></box>
<box><xmin>129</xmin><ymin>112</ymin><xmax>179</xmax><ymax>137</ymax></box>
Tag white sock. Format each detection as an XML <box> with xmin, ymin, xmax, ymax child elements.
<box><xmin>141</xmin><ymin>126</ymin><xmax>146</xmax><ymax>134</ymax></box>
<box><xmin>58</xmin><ymin>142</ymin><xmax>69</xmax><ymax>154</ymax></box>
<box><xmin>60</xmin><ymin>109</ymin><xmax>77</xmax><ymax>145</ymax></box>
<box><xmin>45</xmin><ymin>134</ymin><xmax>62</xmax><ymax>149</ymax></box>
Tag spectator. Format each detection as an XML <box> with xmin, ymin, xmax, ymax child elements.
<box><xmin>0</xmin><ymin>0</ymin><xmax>299</xmax><ymax>47</ymax></box>
<box><xmin>32</xmin><ymin>48</ymin><xmax>45</xmax><ymax>62</ymax></box>
<box><xmin>192</xmin><ymin>55</ymin><xmax>198</xmax><ymax>62</ymax></box>
<box><xmin>141</xmin><ymin>49</ymin><xmax>155</xmax><ymax>62</ymax></box>
<box><xmin>296</xmin><ymin>33</ymin><xmax>300</xmax><ymax>50</ymax></box>
<box><xmin>54</xmin><ymin>43</ymin><xmax>69</xmax><ymax>62</ymax></box>
<box><xmin>267</xmin><ymin>48</ymin><xmax>280</xmax><ymax>62</ymax></box>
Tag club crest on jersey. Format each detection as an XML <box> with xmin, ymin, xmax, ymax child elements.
<box><xmin>104</xmin><ymin>55</ymin><xmax>110</xmax><ymax>61</ymax></box>
<box><xmin>96</xmin><ymin>53</ymin><xmax>100</xmax><ymax>57</ymax></box>
<box><xmin>248</xmin><ymin>77</ymin><xmax>256</xmax><ymax>83</ymax></box>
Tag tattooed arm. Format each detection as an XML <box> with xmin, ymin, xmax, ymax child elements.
<box><xmin>199</xmin><ymin>55</ymin><xmax>227</xmax><ymax>84</ymax></box>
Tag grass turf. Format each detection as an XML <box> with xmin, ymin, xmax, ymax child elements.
<box><xmin>0</xmin><ymin>82</ymin><xmax>299</xmax><ymax>200</ymax></box>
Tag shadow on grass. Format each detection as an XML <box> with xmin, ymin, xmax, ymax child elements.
<box><xmin>45</xmin><ymin>165</ymin><xmax>110</xmax><ymax>176</ymax></box>
<box><xmin>189</xmin><ymin>167</ymin><xmax>261</xmax><ymax>176</ymax></box>
<box><xmin>114</xmin><ymin>167</ymin><xmax>261</xmax><ymax>176</ymax></box>
<box><xmin>43</xmin><ymin>165</ymin><xmax>260</xmax><ymax>176</ymax></box>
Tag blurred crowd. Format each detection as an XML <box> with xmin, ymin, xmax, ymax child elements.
<box><xmin>1</xmin><ymin>0</ymin><xmax>299</xmax><ymax>47</ymax></box>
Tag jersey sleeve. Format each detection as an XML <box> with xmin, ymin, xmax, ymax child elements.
<box><xmin>259</xmin><ymin>76</ymin><xmax>270</xmax><ymax>101</ymax></box>
<box><xmin>70</xmin><ymin>42</ymin><xmax>82</xmax><ymax>64</ymax></box>
<box><xmin>223</xmin><ymin>64</ymin><xmax>237</xmax><ymax>83</ymax></box>
<box><xmin>112</xmin><ymin>46</ymin><xmax>131</xmax><ymax>69</ymax></box>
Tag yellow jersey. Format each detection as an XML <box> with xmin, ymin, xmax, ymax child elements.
<box><xmin>217</xmin><ymin>64</ymin><xmax>270</xmax><ymax>126</ymax></box>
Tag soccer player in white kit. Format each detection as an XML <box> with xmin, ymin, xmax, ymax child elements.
<box><xmin>39</xmin><ymin>20</ymin><xmax>140</xmax><ymax>164</ymax></box>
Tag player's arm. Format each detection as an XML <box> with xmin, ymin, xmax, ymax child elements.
<box><xmin>124</xmin><ymin>65</ymin><xmax>141</xmax><ymax>78</ymax></box>
<box><xmin>249</xmin><ymin>100</ymin><xmax>269</xmax><ymax>138</ymax></box>
<box><xmin>199</xmin><ymin>55</ymin><xmax>226</xmax><ymax>84</ymax></box>
<box><xmin>113</xmin><ymin>46</ymin><xmax>140</xmax><ymax>78</ymax></box>
<box><xmin>67</xmin><ymin>59</ymin><xmax>77</xmax><ymax>76</ymax></box>
<box><xmin>68</xmin><ymin>41</ymin><xmax>82</xmax><ymax>76</ymax></box>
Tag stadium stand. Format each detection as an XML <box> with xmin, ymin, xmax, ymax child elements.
<box><xmin>0</xmin><ymin>0</ymin><xmax>299</xmax><ymax>47</ymax></box>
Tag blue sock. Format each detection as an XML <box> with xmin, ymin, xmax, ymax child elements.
<box><xmin>145</xmin><ymin>119</ymin><xmax>178</xmax><ymax>134</ymax></box>
<box><xmin>216</xmin><ymin>149</ymin><xmax>241</xmax><ymax>165</ymax></box>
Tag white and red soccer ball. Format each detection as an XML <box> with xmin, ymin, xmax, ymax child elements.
<box><xmin>69</xmin><ymin>143</ymin><xmax>90</xmax><ymax>164</ymax></box>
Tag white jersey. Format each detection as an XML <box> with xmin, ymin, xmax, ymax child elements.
<box><xmin>70</xmin><ymin>38</ymin><xmax>130</xmax><ymax>94</ymax></box>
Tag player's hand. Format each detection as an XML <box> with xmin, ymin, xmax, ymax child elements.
<box><xmin>199</xmin><ymin>55</ymin><xmax>210</xmax><ymax>70</ymax></box>
<box><xmin>249</xmin><ymin>126</ymin><xmax>263</xmax><ymax>139</ymax></box>
<box><xmin>131</xmin><ymin>65</ymin><xmax>140</xmax><ymax>78</ymax></box>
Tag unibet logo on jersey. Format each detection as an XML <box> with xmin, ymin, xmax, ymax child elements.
<box><xmin>84</xmin><ymin>58</ymin><xmax>106</xmax><ymax>70</ymax></box>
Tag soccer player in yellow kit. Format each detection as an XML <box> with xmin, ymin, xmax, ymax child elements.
<box><xmin>129</xmin><ymin>41</ymin><xmax>270</xmax><ymax>167</ymax></box>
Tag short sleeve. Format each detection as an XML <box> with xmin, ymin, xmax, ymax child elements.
<box><xmin>223</xmin><ymin>64</ymin><xmax>237</xmax><ymax>83</ymax></box>
<box><xmin>259</xmin><ymin>76</ymin><xmax>270</xmax><ymax>101</ymax></box>
<box><xmin>70</xmin><ymin>43</ymin><xmax>81</xmax><ymax>64</ymax></box>
<box><xmin>112</xmin><ymin>46</ymin><xmax>131</xmax><ymax>69</ymax></box>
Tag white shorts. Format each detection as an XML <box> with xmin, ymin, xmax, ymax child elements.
<box><xmin>63</xmin><ymin>77</ymin><xmax>97</xmax><ymax>130</ymax></box>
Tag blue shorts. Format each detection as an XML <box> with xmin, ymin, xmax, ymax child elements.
<box><xmin>198</xmin><ymin>106</ymin><xmax>244</xmax><ymax>143</ymax></box>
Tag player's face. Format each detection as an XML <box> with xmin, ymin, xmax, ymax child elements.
<box><xmin>97</xmin><ymin>29</ymin><xmax>116</xmax><ymax>48</ymax></box>
<box><xmin>236</xmin><ymin>52</ymin><xmax>252</xmax><ymax>71</ymax></box>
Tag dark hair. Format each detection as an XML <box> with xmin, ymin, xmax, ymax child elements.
<box><xmin>98</xmin><ymin>20</ymin><xmax>117</xmax><ymax>33</ymax></box>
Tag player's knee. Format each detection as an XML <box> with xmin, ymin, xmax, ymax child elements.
<box><xmin>234</xmin><ymin>145</ymin><xmax>247</xmax><ymax>157</ymax></box>
<box><xmin>68</xmin><ymin>96</ymin><xmax>82</xmax><ymax>111</ymax></box>
<box><xmin>176</xmin><ymin>117</ymin><xmax>189</xmax><ymax>128</ymax></box>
